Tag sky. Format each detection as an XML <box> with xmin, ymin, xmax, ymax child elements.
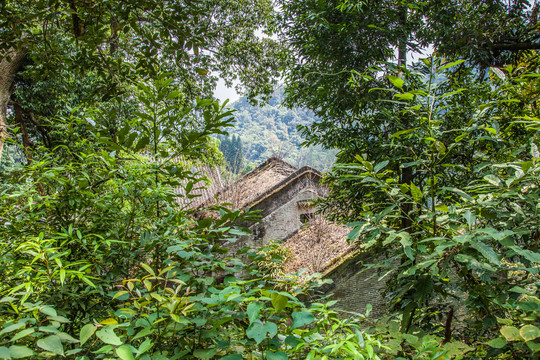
<box><xmin>213</xmin><ymin>45</ymin><xmax>434</xmax><ymax>104</ymax></box>
<box><xmin>214</xmin><ymin>78</ymin><xmax>241</xmax><ymax>104</ymax></box>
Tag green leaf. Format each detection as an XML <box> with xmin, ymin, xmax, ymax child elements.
<box><xmin>496</xmin><ymin>317</ymin><xmax>513</xmax><ymax>326</ymax></box>
<box><xmin>470</xmin><ymin>241</ymin><xmax>500</xmax><ymax>265</ymax></box>
<box><xmin>229</xmin><ymin>228</ymin><xmax>249</xmax><ymax>236</ymax></box>
<box><xmin>10</xmin><ymin>329</ymin><xmax>34</xmax><ymax>342</ymax></box>
<box><xmin>527</xmin><ymin>341</ymin><xmax>540</xmax><ymax>353</ymax></box>
<box><xmin>463</xmin><ymin>210</ymin><xmax>475</xmax><ymax>229</ymax></box>
<box><xmin>532</xmin><ymin>143</ymin><xmax>539</xmax><ymax>159</ymax></box>
<box><xmin>434</xmin><ymin>141</ymin><xmax>446</xmax><ymax>155</ymax></box>
<box><xmin>387</xmin><ymin>75</ymin><xmax>404</xmax><ymax>89</ymax></box>
<box><xmin>96</xmin><ymin>326</ymin><xmax>122</xmax><ymax>346</ymax></box>
<box><xmin>271</xmin><ymin>293</ymin><xmax>288</xmax><ymax>313</ymax></box>
<box><xmin>0</xmin><ymin>347</ymin><xmax>10</xmax><ymax>360</ymax></box>
<box><xmin>436</xmin><ymin>204</ymin><xmax>448</xmax><ymax>212</ymax></box>
<box><xmin>194</xmin><ymin>349</ymin><xmax>217</xmax><ymax>360</ymax></box>
<box><xmin>140</xmin><ymin>263</ymin><xmax>155</xmax><ymax>275</ymax></box>
<box><xmin>134</xmin><ymin>136</ymin><xmax>150</xmax><ymax>152</ymax></box>
<box><xmin>0</xmin><ymin>323</ymin><xmax>25</xmax><ymax>337</ymax></box>
<box><xmin>116</xmin><ymin>345</ymin><xmax>135</xmax><ymax>360</ymax></box>
<box><xmin>8</xmin><ymin>346</ymin><xmax>33</xmax><ymax>359</ymax></box>
<box><xmin>266</xmin><ymin>351</ymin><xmax>288</xmax><ymax>360</ymax></box>
<box><xmin>490</xmin><ymin>67</ymin><xmax>506</xmax><ymax>81</ymax></box>
<box><xmin>132</xmin><ymin>327</ymin><xmax>154</xmax><ymax>340</ymax></box>
<box><xmin>291</xmin><ymin>311</ymin><xmax>315</xmax><ymax>329</ymax></box>
<box><xmin>520</xmin><ymin>325</ymin><xmax>540</xmax><ymax>341</ymax></box>
<box><xmin>391</xmin><ymin>128</ymin><xmax>417</xmax><ymax>139</ymax></box>
<box><xmin>501</xmin><ymin>326</ymin><xmax>522</xmax><ymax>341</ymax></box>
<box><xmin>404</xmin><ymin>246</ymin><xmax>415</xmax><ymax>260</ymax></box>
<box><xmin>509</xmin><ymin>246</ymin><xmax>540</xmax><ymax>262</ymax></box>
<box><xmin>246</xmin><ymin>321</ymin><xmax>278</xmax><ymax>344</ymax></box>
<box><xmin>519</xmin><ymin>161</ymin><xmax>533</xmax><ymax>173</ymax></box>
<box><xmin>264</xmin><ymin>321</ymin><xmax>278</xmax><ymax>338</ymax></box>
<box><xmin>438</xmin><ymin>60</ymin><xmax>465</xmax><ymax>71</ymax></box>
<box><xmin>220</xmin><ymin>355</ymin><xmax>242</xmax><ymax>360</ymax></box>
<box><xmin>509</xmin><ymin>286</ymin><xmax>530</xmax><ymax>294</ymax></box>
<box><xmin>394</xmin><ymin>93</ymin><xmax>414</xmax><ymax>101</ymax></box>
<box><xmin>484</xmin><ymin>175</ymin><xmax>501</xmax><ymax>187</ymax></box>
<box><xmin>80</xmin><ymin>324</ymin><xmax>97</xmax><ymax>345</ymax></box>
<box><xmin>285</xmin><ymin>335</ymin><xmax>301</xmax><ymax>348</ymax></box>
<box><xmin>48</xmin><ymin>315</ymin><xmax>69</xmax><ymax>323</ymax></box>
<box><xmin>246</xmin><ymin>303</ymin><xmax>262</xmax><ymax>324</ymax></box>
<box><xmin>246</xmin><ymin>321</ymin><xmax>267</xmax><ymax>344</ymax></box>
<box><xmin>39</xmin><ymin>306</ymin><xmax>58</xmax><ymax>316</ymax></box>
<box><xmin>113</xmin><ymin>291</ymin><xmax>129</xmax><ymax>300</ymax></box>
<box><xmin>59</xmin><ymin>269</ymin><xmax>66</xmax><ymax>285</ymax></box>
<box><xmin>57</xmin><ymin>332</ymin><xmax>78</xmax><ymax>343</ymax></box>
<box><xmin>36</xmin><ymin>335</ymin><xmax>64</xmax><ymax>356</ymax></box>
<box><xmin>373</xmin><ymin>160</ymin><xmax>389</xmax><ymax>173</ymax></box>
<box><xmin>410</xmin><ymin>182</ymin><xmax>422</xmax><ymax>202</ymax></box>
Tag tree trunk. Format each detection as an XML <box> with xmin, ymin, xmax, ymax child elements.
<box><xmin>397</xmin><ymin>5</ymin><xmax>413</xmax><ymax>231</ymax></box>
<box><xmin>0</xmin><ymin>48</ymin><xmax>27</xmax><ymax>161</ymax></box>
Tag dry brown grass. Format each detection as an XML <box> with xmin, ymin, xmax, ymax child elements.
<box><xmin>282</xmin><ymin>216</ymin><xmax>355</xmax><ymax>278</ymax></box>
<box><xmin>198</xmin><ymin>157</ymin><xmax>297</xmax><ymax>209</ymax></box>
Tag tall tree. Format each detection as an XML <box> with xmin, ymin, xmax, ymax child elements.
<box><xmin>278</xmin><ymin>0</ymin><xmax>540</xmax><ymax>345</ymax></box>
<box><xmin>278</xmin><ymin>0</ymin><xmax>539</xmax><ymax>224</ymax></box>
<box><xmin>0</xmin><ymin>0</ymin><xmax>286</xmax><ymax>160</ymax></box>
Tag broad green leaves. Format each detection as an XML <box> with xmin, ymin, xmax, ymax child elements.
<box><xmin>246</xmin><ymin>320</ymin><xmax>278</xmax><ymax>344</ymax></box>
<box><xmin>324</xmin><ymin>56</ymin><xmax>540</xmax><ymax>358</ymax></box>
<box><xmin>291</xmin><ymin>311</ymin><xmax>315</xmax><ymax>329</ymax></box>
<box><xmin>36</xmin><ymin>335</ymin><xmax>64</xmax><ymax>356</ymax></box>
<box><xmin>96</xmin><ymin>326</ymin><xmax>122</xmax><ymax>346</ymax></box>
<box><xmin>80</xmin><ymin>324</ymin><xmax>97</xmax><ymax>345</ymax></box>
<box><xmin>116</xmin><ymin>345</ymin><xmax>135</xmax><ymax>360</ymax></box>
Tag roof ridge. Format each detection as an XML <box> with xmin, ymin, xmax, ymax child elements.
<box><xmin>196</xmin><ymin>157</ymin><xmax>298</xmax><ymax>209</ymax></box>
<box><xmin>246</xmin><ymin>166</ymin><xmax>322</xmax><ymax>209</ymax></box>
<box><xmin>241</xmin><ymin>157</ymin><xmax>297</xmax><ymax>180</ymax></box>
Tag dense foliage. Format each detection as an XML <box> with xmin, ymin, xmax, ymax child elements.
<box><xmin>0</xmin><ymin>0</ymin><xmax>288</xmax><ymax>164</ymax></box>
<box><xmin>2</xmin><ymin>0</ymin><xmax>540</xmax><ymax>359</ymax></box>
<box><xmin>0</xmin><ymin>75</ymin><xmax>391</xmax><ymax>359</ymax></box>
<box><xmin>277</xmin><ymin>0</ymin><xmax>540</xmax><ymax>358</ymax></box>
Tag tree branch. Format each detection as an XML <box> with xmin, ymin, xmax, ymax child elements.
<box><xmin>491</xmin><ymin>42</ymin><xmax>540</xmax><ymax>51</ymax></box>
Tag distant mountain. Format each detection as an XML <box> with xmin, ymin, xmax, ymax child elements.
<box><xmin>225</xmin><ymin>87</ymin><xmax>336</xmax><ymax>171</ymax></box>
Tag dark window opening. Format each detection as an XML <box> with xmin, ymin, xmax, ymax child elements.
<box><xmin>300</xmin><ymin>213</ymin><xmax>315</xmax><ymax>224</ymax></box>
<box><xmin>253</xmin><ymin>225</ymin><xmax>265</xmax><ymax>241</ymax></box>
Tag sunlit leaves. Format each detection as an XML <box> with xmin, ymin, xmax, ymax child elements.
<box><xmin>79</xmin><ymin>324</ymin><xmax>97</xmax><ymax>345</ymax></box>
<box><xmin>95</xmin><ymin>326</ymin><xmax>122</xmax><ymax>346</ymax></box>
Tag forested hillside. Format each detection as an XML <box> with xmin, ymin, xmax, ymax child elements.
<box><xmin>224</xmin><ymin>87</ymin><xmax>337</xmax><ymax>171</ymax></box>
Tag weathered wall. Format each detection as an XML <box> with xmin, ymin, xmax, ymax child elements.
<box><xmin>257</xmin><ymin>188</ymin><xmax>319</xmax><ymax>245</ymax></box>
<box><xmin>234</xmin><ymin>168</ymin><xmax>325</xmax><ymax>248</ymax></box>
<box><xmin>317</xmin><ymin>253</ymin><xmax>389</xmax><ymax>317</ymax></box>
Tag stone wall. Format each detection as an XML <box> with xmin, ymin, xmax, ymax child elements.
<box><xmin>235</xmin><ymin>168</ymin><xmax>325</xmax><ymax>248</ymax></box>
<box><xmin>249</xmin><ymin>167</ymin><xmax>325</xmax><ymax>218</ymax></box>
<box><xmin>255</xmin><ymin>188</ymin><xmax>319</xmax><ymax>245</ymax></box>
<box><xmin>317</xmin><ymin>252</ymin><xmax>389</xmax><ymax>317</ymax></box>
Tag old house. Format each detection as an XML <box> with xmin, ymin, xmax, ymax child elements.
<box><xmin>196</xmin><ymin>157</ymin><xmax>387</xmax><ymax>316</ymax></box>
<box><xmin>198</xmin><ymin>157</ymin><xmax>325</xmax><ymax>247</ymax></box>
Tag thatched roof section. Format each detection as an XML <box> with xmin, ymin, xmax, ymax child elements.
<box><xmin>199</xmin><ymin>157</ymin><xmax>298</xmax><ymax>209</ymax></box>
<box><xmin>176</xmin><ymin>165</ymin><xmax>225</xmax><ymax>208</ymax></box>
<box><xmin>282</xmin><ymin>217</ymin><xmax>356</xmax><ymax>277</ymax></box>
